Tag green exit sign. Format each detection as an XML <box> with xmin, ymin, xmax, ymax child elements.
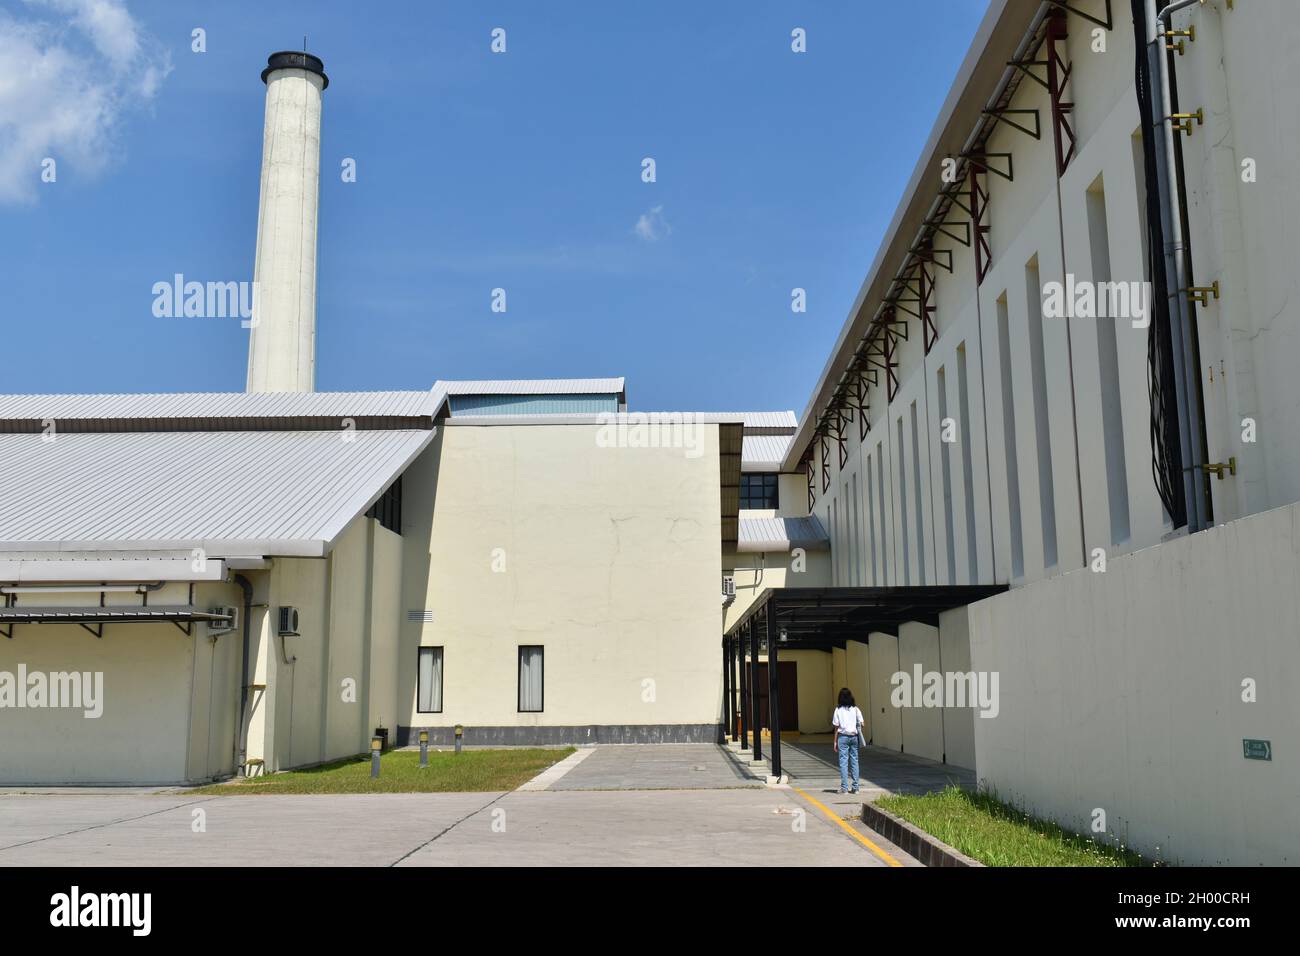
<box><xmin>1243</xmin><ymin>739</ymin><xmax>1272</xmax><ymax>761</ymax></box>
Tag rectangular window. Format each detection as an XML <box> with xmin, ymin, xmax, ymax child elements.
<box><xmin>997</xmin><ymin>293</ymin><xmax>1025</xmax><ymax>578</ymax></box>
<box><xmin>417</xmin><ymin>646</ymin><xmax>444</xmax><ymax>714</ymax></box>
<box><xmin>1025</xmin><ymin>257</ymin><xmax>1058</xmax><ymax>568</ymax></box>
<box><xmin>910</xmin><ymin>402</ymin><xmax>926</xmax><ymax>584</ymax></box>
<box><xmin>938</xmin><ymin>366</ymin><xmax>957</xmax><ymax>584</ymax></box>
<box><xmin>866</xmin><ymin>452</ymin><xmax>878</xmax><ymax>585</ymax></box>
<box><xmin>851</xmin><ymin>472</ymin><xmax>862</xmax><ymax>587</ymax></box>
<box><xmin>1087</xmin><ymin>174</ymin><xmax>1131</xmax><ymax>546</ymax></box>
<box><xmin>877</xmin><ymin>446</ymin><xmax>889</xmax><ymax>584</ymax></box>
<box><xmin>366</xmin><ymin>476</ymin><xmax>403</xmax><ymax>535</ymax></box>
<box><xmin>739</xmin><ymin>472</ymin><xmax>779</xmax><ymax>509</ymax></box>
<box><xmin>518</xmin><ymin>646</ymin><xmax>544</xmax><ymax>713</ymax></box>
<box><xmin>832</xmin><ymin>496</ymin><xmax>842</xmax><ymax>587</ymax></box>
<box><xmin>957</xmin><ymin>344</ymin><xmax>979</xmax><ymax>580</ymax></box>
<box><xmin>897</xmin><ymin>417</ymin><xmax>910</xmax><ymax>585</ymax></box>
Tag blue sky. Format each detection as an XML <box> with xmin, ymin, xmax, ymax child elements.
<box><xmin>2</xmin><ymin>0</ymin><xmax>989</xmax><ymax>412</ymax></box>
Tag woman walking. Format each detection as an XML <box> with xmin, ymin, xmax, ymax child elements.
<box><xmin>831</xmin><ymin>688</ymin><xmax>865</xmax><ymax>795</ymax></box>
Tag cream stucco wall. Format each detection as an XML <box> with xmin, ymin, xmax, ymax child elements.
<box><xmin>398</xmin><ymin>423</ymin><xmax>724</xmax><ymax>738</ymax></box>
<box><xmin>0</xmin><ymin>581</ymin><xmax>242</xmax><ymax>785</ymax></box>
<box><xmin>722</xmin><ymin>547</ymin><xmax>830</xmax><ymax>635</ymax></box>
<box><xmin>843</xmin><ymin>641</ymin><xmax>872</xmax><ymax>741</ymax></box>
<box><xmin>244</xmin><ymin>516</ymin><xmax>403</xmax><ymax>773</ymax></box>
<box><xmin>767</xmin><ymin>648</ymin><xmax>833</xmax><ymax>733</ymax></box>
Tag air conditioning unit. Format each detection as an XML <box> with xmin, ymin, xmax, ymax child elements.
<box><xmin>208</xmin><ymin>606</ymin><xmax>238</xmax><ymax>636</ymax></box>
<box><xmin>722</xmin><ymin>576</ymin><xmax>736</xmax><ymax>598</ymax></box>
<box><xmin>277</xmin><ymin>606</ymin><xmax>300</xmax><ymax>636</ymax></box>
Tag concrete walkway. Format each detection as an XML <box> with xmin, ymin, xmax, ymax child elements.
<box><xmin>777</xmin><ymin>737</ymin><xmax>974</xmax><ymax>797</ymax></box>
<box><xmin>723</xmin><ymin>735</ymin><xmax>973</xmax><ymax>819</ymax></box>
<box><xmin>546</xmin><ymin>743</ymin><xmax>763</xmax><ymax>790</ymax></box>
<box><xmin>0</xmin><ymin>745</ymin><xmax>919</xmax><ymax>867</ymax></box>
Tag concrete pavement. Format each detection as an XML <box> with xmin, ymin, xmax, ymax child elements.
<box><xmin>0</xmin><ymin>744</ymin><xmax>921</xmax><ymax>866</ymax></box>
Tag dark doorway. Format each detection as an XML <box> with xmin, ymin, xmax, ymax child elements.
<box><xmin>755</xmin><ymin>662</ymin><xmax>799</xmax><ymax>732</ymax></box>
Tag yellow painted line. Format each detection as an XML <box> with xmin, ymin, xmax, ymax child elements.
<box><xmin>793</xmin><ymin>786</ymin><xmax>902</xmax><ymax>868</ymax></box>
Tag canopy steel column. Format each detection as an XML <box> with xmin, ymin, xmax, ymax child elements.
<box><xmin>766</xmin><ymin>600</ymin><xmax>782</xmax><ymax>780</ymax></box>
<box><xmin>721</xmin><ymin>638</ymin><xmax>731</xmax><ymax>743</ymax></box>
<box><xmin>732</xmin><ymin>636</ymin><xmax>742</xmax><ymax>740</ymax></box>
<box><xmin>749</xmin><ymin>617</ymin><xmax>762</xmax><ymax>762</ymax></box>
<box><xmin>739</xmin><ymin>625</ymin><xmax>750</xmax><ymax>750</ymax></box>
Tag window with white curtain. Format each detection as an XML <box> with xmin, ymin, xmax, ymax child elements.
<box><xmin>417</xmin><ymin>647</ymin><xmax>443</xmax><ymax>713</ymax></box>
<box><xmin>518</xmin><ymin>646</ymin><xmax>544</xmax><ymax>712</ymax></box>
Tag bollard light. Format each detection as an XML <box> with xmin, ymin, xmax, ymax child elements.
<box><xmin>370</xmin><ymin>736</ymin><xmax>383</xmax><ymax>779</ymax></box>
<box><xmin>418</xmin><ymin>729</ymin><xmax>429</xmax><ymax>768</ymax></box>
<box><xmin>454</xmin><ymin>724</ymin><xmax>464</xmax><ymax>755</ymax></box>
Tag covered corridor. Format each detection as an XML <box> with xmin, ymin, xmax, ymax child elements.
<box><xmin>721</xmin><ymin>585</ymin><xmax>1004</xmax><ymax>780</ymax></box>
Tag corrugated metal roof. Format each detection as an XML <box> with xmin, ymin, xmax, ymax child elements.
<box><xmin>438</xmin><ymin>378</ymin><xmax>625</xmax><ymax>396</ymax></box>
<box><xmin>444</xmin><ymin>411</ymin><xmax>748</xmax><ymax>426</ymax></box>
<box><xmin>736</xmin><ymin>515</ymin><xmax>830</xmax><ymax>553</ymax></box>
<box><xmin>0</xmin><ymin>390</ymin><xmax>438</xmax><ymax>423</ymax></box>
<box><xmin>0</xmin><ymin>429</ymin><xmax>433</xmax><ymax>557</ymax></box>
<box><xmin>710</xmin><ymin>411</ymin><xmax>796</xmax><ymax>429</ymax></box>
<box><xmin>741</xmin><ymin>435</ymin><xmax>794</xmax><ymax>471</ymax></box>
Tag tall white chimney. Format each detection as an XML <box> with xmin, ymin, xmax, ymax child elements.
<box><xmin>246</xmin><ymin>51</ymin><xmax>328</xmax><ymax>392</ymax></box>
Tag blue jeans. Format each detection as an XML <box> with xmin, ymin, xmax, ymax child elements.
<box><xmin>837</xmin><ymin>733</ymin><xmax>859</xmax><ymax>792</ymax></box>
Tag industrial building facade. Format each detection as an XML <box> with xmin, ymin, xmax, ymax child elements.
<box><xmin>723</xmin><ymin>0</ymin><xmax>1300</xmax><ymax>865</ymax></box>
<box><xmin>1</xmin><ymin>0</ymin><xmax>1297</xmax><ymax>867</ymax></box>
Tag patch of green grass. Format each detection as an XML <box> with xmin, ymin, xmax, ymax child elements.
<box><xmin>190</xmin><ymin>748</ymin><xmax>574</xmax><ymax>795</ymax></box>
<box><xmin>877</xmin><ymin>785</ymin><xmax>1156</xmax><ymax>867</ymax></box>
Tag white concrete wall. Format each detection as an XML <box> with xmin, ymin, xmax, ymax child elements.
<box><xmin>969</xmin><ymin>500</ymin><xmax>1300</xmax><ymax>865</ymax></box>
<box><xmin>399</xmin><ymin>424</ymin><xmax>724</xmax><ymax>737</ymax></box>
<box><xmin>367</xmin><ymin>525</ymin><xmax>403</xmax><ymax>738</ymax></box>
<box><xmin>898</xmin><ymin>622</ymin><xmax>944</xmax><ymax>763</ymax></box>
<box><xmin>867</xmin><ymin>632</ymin><xmax>902</xmax><ymax>751</ymax></box>
<box><xmin>844</xmin><ymin>641</ymin><xmax>872</xmax><ymax>741</ymax></box>
<box><xmin>938</xmin><ymin>606</ymin><xmax>976</xmax><ymax>771</ymax></box>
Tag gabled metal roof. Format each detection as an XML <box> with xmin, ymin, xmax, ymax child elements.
<box><xmin>741</xmin><ymin>434</ymin><xmax>794</xmax><ymax>472</ymax></box>
<box><xmin>0</xmin><ymin>390</ymin><xmax>438</xmax><ymax>427</ymax></box>
<box><xmin>736</xmin><ymin>515</ymin><xmax>829</xmax><ymax>553</ymax></box>
<box><xmin>712</xmin><ymin>411</ymin><xmax>796</xmax><ymax>430</ymax></box>
<box><xmin>0</xmin><ymin>429</ymin><xmax>433</xmax><ymax>557</ymax></box>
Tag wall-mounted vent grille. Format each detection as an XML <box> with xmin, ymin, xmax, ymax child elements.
<box><xmin>408</xmin><ymin>609</ymin><xmax>434</xmax><ymax>623</ymax></box>
<box><xmin>722</xmin><ymin>576</ymin><xmax>736</xmax><ymax>598</ymax></box>
<box><xmin>207</xmin><ymin>606</ymin><xmax>238</xmax><ymax>635</ymax></box>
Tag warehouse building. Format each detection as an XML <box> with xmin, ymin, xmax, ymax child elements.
<box><xmin>3</xmin><ymin>1</ymin><xmax>1299</xmax><ymax>867</ymax></box>
<box><xmin>0</xmin><ymin>383</ymin><xmax>763</xmax><ymax>782</ymax></box>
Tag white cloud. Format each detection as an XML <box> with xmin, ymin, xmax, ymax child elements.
<box><xmin>633</xmin><ymin>204</ymin><xmax>671</xmax><ymax>242</ymax></box>
<box><xmin>0</xmin><ymin>0</ymin><xmax>171</xmax><ymax>204</ymax></box>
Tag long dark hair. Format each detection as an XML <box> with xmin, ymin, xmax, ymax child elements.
<box><xmin>837</xmin><ymin>687</ymin><xmax>854</xmax><ymax>708</ymax></box>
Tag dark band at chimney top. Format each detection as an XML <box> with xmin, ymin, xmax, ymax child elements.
<box><xmin>261</xmin><ymin>51</ymin><xmax>328</xmax><ymax>89</ymax></box>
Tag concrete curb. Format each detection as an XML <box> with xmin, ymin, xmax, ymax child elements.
<box><xmin>859</xmin><ymin>801</ymin><xmax>984</xmax><ymax>868</ymax></box>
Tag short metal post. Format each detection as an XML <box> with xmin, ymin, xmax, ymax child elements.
<box><xmin>767</xmin><ymin>602</ymin><xmax>782</xmax><ymax>780</ymax></box>
<box><xmin>370</xmin><ymin>736</ymin><xmax>382</xmax><ymax>778</ymax></box>
<box><xmin>454</xmin><ymin>724</ymin><xmax>464</xmax><ymax>754</ymax></box>
<box><xmin>418</xmin><ymin>729</ymin><xmax>429</xmax><ymax>768</ymax></box>
<box><xmin>749</xmin><ymin>616</ymin><xmax>762</xmax><ymax>762</ymax></box>
<box><xmin>738</xmin><ymin>629</ymin><xmax>750</xmax><ymax>750</ymax></box>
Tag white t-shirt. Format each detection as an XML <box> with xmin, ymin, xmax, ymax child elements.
<box><xmin>833</xmin><ymin>705</ymin><xmax>863</xmax><ymax>736</ymax></box>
